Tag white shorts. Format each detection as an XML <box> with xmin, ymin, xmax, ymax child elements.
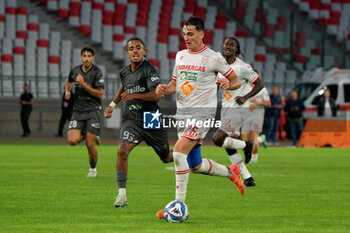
<box><xmin>219</xmin><ymin>107</ymin><xmax>249</xmax><ymax>137</ymax></box>
<box><xmin>242</xmin><ymin>109</ymin><xmax>264</xmax><ymax>133</ymax></box>
<box><xmin>176</xmin><ymin>108</ymin><xmax>216</xmax><ymax>140</ymax></box>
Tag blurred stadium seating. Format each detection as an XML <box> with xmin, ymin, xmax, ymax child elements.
<box><xmin>0</xmin><ymin>0</ymin><xmax>349</xmax><ymax>99</ymax></box>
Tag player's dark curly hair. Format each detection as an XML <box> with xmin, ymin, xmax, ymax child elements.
<box><xmin>81</xmin><ymin>46</ymin><xmax>95</xmax><ymax>56</ymax></box>
<box><xmin>125</xmin><ymin>37</ymin><xmax>150</xmax><ymax>53</ymax></box>
<box><xmin>184</xmin><ymin>16</ymin><xmax>205</xmax><ymax>31</ymax></box>
<box><xmin>224</xmin><ymin>37</ymin><xmax>241</xmax><ymax>56</ymax></box>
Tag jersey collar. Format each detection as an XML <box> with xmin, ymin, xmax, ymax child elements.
<box><xmin>229</xmin><ymin>57</ymin><xmax>238</xmax><ymax>66</ymax></box>
<box><xmin>80</xmin><ymin>64</ymin><xmax>94</xmax><ymax>74</ymax></box>
<box><xmin>187</xmin><ymin>44</ymin><xmax>208</xmax><ymax>54</ymax></box>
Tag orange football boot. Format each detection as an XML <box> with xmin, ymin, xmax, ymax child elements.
<box><xmin>229</xmin><ymin>164</ymin><xmax>245</xmax><ymax>195</ymax></box>
<box><xmin>157</xmin><ymin>209</ymin><xmax>165</xmax><ymax>219</ymax></box>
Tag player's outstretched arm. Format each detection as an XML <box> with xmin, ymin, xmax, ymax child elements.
<box><xmin>226</xmin><ymin>71</ymin><xmax>241</xmax><ymax>90</ymax></box>
<box><xmin>156</xmin><ymin>80</ymin><xmax>176</xmax><ymax>97</ymax></box>
<box><xmin>76</xmin><ymin>74</ymin><xmax>104</xmax><ymax>99</ymax></box>
<box><xmin>105</xmin><ymin>85</ymin><xmax>124</xmax><ymax>118</ymax></box>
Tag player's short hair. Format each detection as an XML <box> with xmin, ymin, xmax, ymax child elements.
<box><xmin>81</xmin><ymin>46</ymin><xmax>95</xmax><ymax>56</ymax></box>
<box><xmin>184</xmin><ymin>16</ymin><xmax>205</xmax><ymax>31</ymax></box>
<box><xmin>224</xmin><ymin>37</ymin><xmax>241</xmax><ymax>56</ymax></box>
<box><xmin>125</xmin><ymin>37</ymin><xmax>149</xmax><ymax>52</ymax></box>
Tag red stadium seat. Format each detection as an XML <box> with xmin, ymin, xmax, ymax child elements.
<box><xmin>48</xmin><ymin>55</ymin><xmax>60</xmax><ymax>64</ymax></box>
<box><xmin>203</xmin><ymin>29</ymin><xmax>213</xmax><ymax>45</ymax></box>
<box><xmin>13</xmin><ymin>47</ymin><xmax>25</xmax><ymax>55</ymax></box>
<box><xmin>1</xmin><ymin>54</ymin><xmax>13</xmax><ymax>64</ymax></box>
<box><xmin>255</xmin><ymin>54</ymin><xmax>266</xmax><ymax>63</ymax></box>
<box><xmin>80</xmin><ymin>25</ymin><xmax>91</xmax><ymax>35</ymax></box>
<box><xmin>148</xmin><ymin>59</ymin><xmax>159</xmax><ymax>68</ymax></box>
<box><xmin>168</xmin><ymin>51</ymin><xmax>177</xmax><ymax>59</ymax></box>
<box><xmin>235</xmin><ymin>29</ymin><xmax>247</xmax><ymax>38</ymax></box>
<box><xmin>294</xmin><ymin>55</ymin><xmax>307</xmax><ymax>64</ymax></box>
<box><xmin>37</xmin><ymin>39</ymin><xmax>49</xmax><ymax>48</ymax></box>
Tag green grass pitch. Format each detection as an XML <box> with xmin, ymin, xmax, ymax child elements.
<box><xmin>0</xmin><ymin>141</ymin><xmax>349</xmax><ymax>233</ymax></box>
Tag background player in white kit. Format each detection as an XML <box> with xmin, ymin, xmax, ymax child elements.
<box><xmin>212</xmin><ymin>37</ymin><xmax>264</xmax><ymax>186</ymax></box>
<box><xmin>242</xmin><ymin>85</ymin><xmax>271</xmax><ymax>163</ymax></box>
<box><xmin>155</xmin><ymin>17</ymin><xmax>243</xmax><ymax>219</ymax></box>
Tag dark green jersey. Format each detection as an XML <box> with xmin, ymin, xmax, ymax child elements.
<box><xmin>68</xmin><ymin>64</ymin><xmax>104</xmax><ymax>112</ymax></box>
<box><xmin>120</xmin><ymin>60</ymin><xmax>161</xmax><ymax>126</ymax></box>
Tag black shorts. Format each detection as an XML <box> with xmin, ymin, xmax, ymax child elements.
<box><xmin>120</xmin><ymin>120</ymin><xmax>170</xmax><ymax>159</ymax></box>
<box><xmin>68</xmin><ymin>110</ymin><xmax>101</xmax><ymax>136</ymax></box>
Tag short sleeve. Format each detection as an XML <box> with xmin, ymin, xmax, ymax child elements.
<box><xmin>243</xmin><ymin>64</ymin><xmax>259</xmax><ymax>83</ymax></box>
<box><xmin>213</xmin><ymin>54</ymin><xmax>234</xmax><ymax>78</ymax></box>
<box><xmin>264</xmin><ymin>89</ymin><xmax>270</xmax><ymax>101</ymax></box>
<box><xmin>68</xmin><ymin>70</ymin><xmax>75</xmax><ymax>83</ymax></box>
<box><xmin>94</xmin><ymin>69</ymin><xmax>105</xmax><ymax>89</ymax></box>
<box><xmin>147</xmin><ymin>69</ymin><xmax>161</xmax><ymax>91</ymax></box>
<box><xmin>172</xmin><ymin>61</ymin><xmax>178</xmax><ymax>81</ymax></box>
<box><xmin>260</xmin><ymin>88</ymin><xmax>270</xmax><ymax>102</ymax></box>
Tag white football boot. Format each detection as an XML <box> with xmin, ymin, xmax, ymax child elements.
<box><xmin>86</xmin><ymin>168</ymin><xmax>97</xmax><ymax>178</ymax></box>
<box><xmin>113</xmin><ymin>194</ymin><xmax>128</xmax><ymax>208</ymax></box>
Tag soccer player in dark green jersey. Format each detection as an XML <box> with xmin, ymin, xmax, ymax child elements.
<box><xmin>104</xmin><ymin>37</ymin><xmax>173</xmax><ymax>208</ymax></box>
<box><xmin>65</xmin><ymin>47</ymin><xmax>104</xmax><ymax>178</ymax></box>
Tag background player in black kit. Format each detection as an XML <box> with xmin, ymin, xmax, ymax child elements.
<box><xmin>65</xmin><ymin>47</ymin><xmax>104</xmax><ymax>178</ymax></box>
<box><xmin>19</xmin><ymin>84</ymin><xmax>34</xmax><ymax>137</ymax></box>
<box><xmin>104</xmin><ymin>37</ymin><xmax>173</xmax><ymax>208</ymax></box>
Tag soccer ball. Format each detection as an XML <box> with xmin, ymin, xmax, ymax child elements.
<box><xmin>164</xmin><ymin>200</ymin><xmax>189</xmax><ymax>223</ymax></box>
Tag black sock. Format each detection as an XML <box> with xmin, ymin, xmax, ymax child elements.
<box><xmin>89</xmin><ymin>158</ymin><xmax>97</xmax><ymax>169</ymax></box>
<box><xmin>116</xmin><ymin>171</ymin><xmax>127</xmax><ymax>189</ymax></box>
<box><xmin>225</xmin><ymin>148</ymin><xmax>237</xmax><ymax>156</ymax></box>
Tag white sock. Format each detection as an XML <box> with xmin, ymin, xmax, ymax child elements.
<box><xmin>228</xmin><ymin>152</ymin><xmax>252</xmax><ymax>180</ymax></box>
<box><xmin>174</xmin><ymin>152</ymin><xmax>189</xmax><ymax>202</ymax></box>
<box><xmin>252</xmin><ymin>153</ymin><xmax>258</xmax><ymax>161</ymax></box>
<box><xmin>118</xmin><ymin>188</ymin><xmax>126</xmax><ymax>197</ymax></box>
<box><xmin>196</xmin><ymin>158</ymin><xmax>230</xmax><ymax>178</ymax></box>
<box><xmin>222</xmin><ymin>137</ymin><xmax>246</xmax><ymax>149</ymax></box>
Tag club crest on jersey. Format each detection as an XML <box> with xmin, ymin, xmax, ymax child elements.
<box><xmin>202</xmin><ymin>56</ymin><xmax>208</xmax><ymax>64</ymax></box>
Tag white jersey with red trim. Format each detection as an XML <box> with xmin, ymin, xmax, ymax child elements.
<box><xmin>219</xmin><ymin>57</ymin><xmax>259</xmax><ymax>108</ymax></box>
<box><xmin>172</xmin><ymin>45</ymin><xmax>234</xmax><ymax>110</ymax></box>
<box><xmin>249</xmin><ymin>87</ymin><xmax>270</xmax><ymax>110</ymax></box>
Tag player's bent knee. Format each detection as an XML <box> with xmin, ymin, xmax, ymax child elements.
<box><xmin>160</xmin><ymin>151</ymin><xmax>173</xmax><ymax>164</ymax></box>
<box><xmin>189</xmin><ymin>164</ymin><xmax>201</xmax><ymax>173</ymax></box>
<box><xmin>67</xmin><ymin>137</ymin><xmax>79</xmax><ymax>145</ymax></box>
<box><xmin>118</xmin><ymin>146</ymin><xmax>130</xmax><ymax>160</ymax></box>
<box><xmin>161</xmin><ymin>156</ymin><xmax>172</xmax><ymax>164</ymax></box>
<box><xmin>212</xmin><ymin>132</ymin><xmax>225</xmax><ymax>147</ymax></box>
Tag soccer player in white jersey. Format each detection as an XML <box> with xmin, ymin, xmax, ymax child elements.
<box><xmin>242</xmin><ymin>85</ymin><xmax>271</xmax><ymax>163</ymax></box>
<box><xmin>155</xmin><ymin>16</ymin><xmax>244</xmax><ymax>219</ymax></box>
<box><xmin>212</xmin><ymin>37</ymin><xmax>264</xmax><ymax>187</ymax></box>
